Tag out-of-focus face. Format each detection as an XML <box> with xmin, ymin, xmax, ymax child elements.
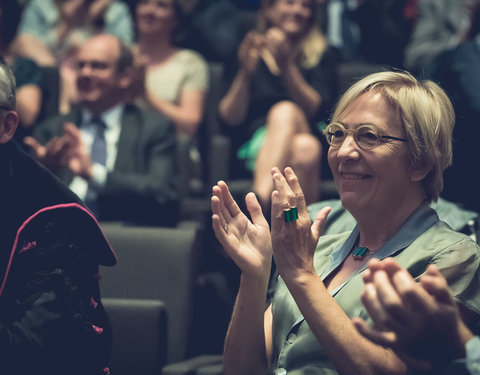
<box><xmin>136</xmin><ymin>0</ymin><xmax>178</xmax><ymax>36</ymax></box>
<box><xmin>268</xmin><ymin>0</ymin><xmax>313</xmax><ymax>38</ymax></box>
<box><xmin>75</xmin><ymin>35</ymin><xmax>126</xmax><ymax>112</ymax></box>
<box><xmin>327</xmin><ymin>91</ymin><xmax>415</xmax><ymax>218</ymax></box>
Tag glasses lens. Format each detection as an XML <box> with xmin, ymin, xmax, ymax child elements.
<box><xmin>357</xmin><ymin>126</ymin><xmax>379</xmax><ymax>149</ymax></box>
<box><xmin>327</xmin><ymin>124</ymin><xmax>345</xmax><ymax>146</ymax></box>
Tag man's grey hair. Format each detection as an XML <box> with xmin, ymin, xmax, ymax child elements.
<box><xmin>0</xmin><ymin>57</ymin><xmax>16</xmax><ymax>110</ymax></box>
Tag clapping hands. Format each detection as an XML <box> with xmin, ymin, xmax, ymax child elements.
<box><xmin>211</xmin><ymin>181</ymin><xmax>272</xmax><ymax>281</ymax></box>
<box><xmin>353</xmin><ymin>258</ymin><xmax>474</xmax><ymax>371</ymax></box>
<box><xmin>24</xmin><ymin>122</ymin><xmax>93</xmax><ymax>179</ymax></box>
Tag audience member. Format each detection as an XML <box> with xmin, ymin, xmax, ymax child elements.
<box><xmin>211</xmin><ymin>71</ymin><xmax>480</xmax><ymax>374</ymax></box>
<box><xmin>354</xmin><ymin>258</ymin><xmax>480</xmax><ymax>374</ymax></box>
<box><xmin>24</xmin><ymin>34</ymin><xmax>180</xmax><ymax>227</ymax></box>
<box><xmin>11</xmin><ymin>0</ymin><xmax>134</xmax><ymax>113</ymax></box>
<box><xmin>0</xmin><ymin>56</ymin><xmax>116</xmax><ymax>375</ymax></box>
<box><xmin>219</xmin><ymin>0</ymin><xmax>339</xmax><ymax>211</ymax></box>
<box><xmin>325</xmin><ymin>0</ymin><xmax>416</xmax><ymax>67</ymax></box>
<box><xmin>0</xmin><ymin>1</ymin><xmax>42</xmax><ymax>140</ymax></box>
<box><xmin>131</xmin><ymin>0</ymin><xmax>209</xmax><ymax>139</ymax></box>
<box><xmin>404</xmin><ymin>0</ymin><xmax>480</xmax><ymax>212</ymax></box>
<box><xmin>173</xmin><ymin>0</ymin><xmax>252</xmax><ymax>62</ymax></box>
<box><xmin>404</xmin><ymin>0</ymin><xmax>479</xmax><ymax>76</ymax></box>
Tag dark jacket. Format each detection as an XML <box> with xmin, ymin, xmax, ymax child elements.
<box><xmin>32</xmin><ymin>104</ymin><xmax>180</xmax><ymax>226</ymax></box>
<box><xmin>0</xmin><ymin>141</ymin><xmax>116</xmax><ymax>375</ymax></box>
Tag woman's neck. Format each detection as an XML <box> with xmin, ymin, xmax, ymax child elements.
<box><xmin>137</xmin><ymin>33</ymin><xmax>175</xmax><ymax>61</ymax></box>
<box><xmin>354</xmin><ymin>196</ymin><xmax>426</xmax><ymax>252</ymax></box>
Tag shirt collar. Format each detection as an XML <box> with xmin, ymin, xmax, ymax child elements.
<box><xmin>81</xmin><ymin>104</ymin><xmax>124</xmax><ymax>131</ymax></box>
<box><xmin>324</xmin><ymin>203</ymin><xmax>440</xmax><ymax>279</ymax></box>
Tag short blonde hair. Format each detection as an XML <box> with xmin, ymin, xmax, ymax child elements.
<box><xmin>257</xmin><ymin>0</ymin><xmax>327</xmax><ymax>69</ymax></box>
<box><xmin>332</xmin><ymin>71</ymin><xmax>455</xmax><ymax>203</ymax></box>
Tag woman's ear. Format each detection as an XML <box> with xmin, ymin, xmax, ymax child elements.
<box><xmin>0</xmin><ymin>111</ymin><xmax>18</xmax><ymax>144</ymax></box>
<box><xmin>410</xmin><ymin>161</ymin><xmax>432</xmax><ymax>182</ymax></box>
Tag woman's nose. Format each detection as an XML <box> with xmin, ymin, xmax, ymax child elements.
<box><xmin>336</xmin><ymin>134</ymin><xmax>360</xmax><ymax>160</ymax></box>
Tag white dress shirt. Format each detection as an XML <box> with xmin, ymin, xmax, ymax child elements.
<box><xmin>69</xmin><ymin>104</ymin><xmax>124</xmax><ymax>200</ymax></box>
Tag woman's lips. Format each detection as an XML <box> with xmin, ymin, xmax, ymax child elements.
<box><xmin>340</xmin><ymin>173</ymin><xmax>371</xmax><ymax>180</ymax></box>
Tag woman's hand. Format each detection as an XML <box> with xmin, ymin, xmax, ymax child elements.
<box><xmin>270</xmin><ymin>167</ymin><xmax>330</xmax><ymax>283</ymax></box>
<box><xmin>353</xmin><ymin>258</ymin><xmax>471</xmax><ymax>371</ymax></box>
<box><xmin>237</xmin><ymin>31</ymin><xmax>264</xmax><ymax>77</ymax></box>
<box><xmin>127</xmin><ymin>51</ymin><xmax>150</xmax><ymax>101</ymax></box>
<box><xmin>211</xmin><ymin>181</ymin><xmax>272</xmax><ymax>280</ymax></box>
<box><xmin>263</xmin><ymin>27</ymin><xmax>294</xmax><ymax>72</ymax></box>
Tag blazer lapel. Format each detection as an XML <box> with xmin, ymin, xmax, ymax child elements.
<box><xmin>113</xmin><ymin>105</ymin><xmax>143</xmax><ymax>171</ymax></box>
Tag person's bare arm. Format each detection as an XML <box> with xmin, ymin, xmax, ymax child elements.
<box><xmin>218</xmin><ymin>32</ymin><xmax>263</xmax><ymax>126</ymax></box>
<box><xmin>10</xmin><ymin>35</ymin><xmax>57</xmax><ymax>66</ymax></box>
<box><xmin>145</xmin><ymin>89</ymin><xmax>206</xmax><ymax>137</ymax></box>
<box><xmin>16</xmin><ymin>84</ymin><xmax>42</xmax><ymax>128</ymax></box>
<box><xmin>270</xmin><ymin>168</ymin><xmax>408</xmax><ymax>375</ymax></box>
<box><xmin>211</xmin><ymin>181</ymin><xmax>273</xmax><ymax>374</ymax></box>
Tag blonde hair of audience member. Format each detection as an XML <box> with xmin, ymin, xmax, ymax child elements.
<box><xmin>331</xmin><ymin>71</ymin><xmax>454</xmax><ymax>202</ymax></box>
<box><xmin>219</xmin><ymin>0</ymin><xmax>328</xmax><ymax>210</ymax></box>
<box><xmin>257</xmin><ymin>0</ymin><xmax>327</xmax><ymax>69</ymax></box>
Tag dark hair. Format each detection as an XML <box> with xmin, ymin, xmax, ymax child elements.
<box><xmin>0</xmin><ymin>0</ymin><xmax>22</xmax><ymax>48</ymax></box>
<box><xmin>116</xmin><ymin>38</ymin><xmax>134</xmax><ymax>72</ymax></box>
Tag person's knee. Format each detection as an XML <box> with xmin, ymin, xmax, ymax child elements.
<box><xmin>290</xmin><ymin>134</ymin><xmax>321</xmax><ymax>169</ymax></box>
<box><xmin>266</xmin><ymin>101</ymin><xmax>305</xmax><ymax>132</ymax></box>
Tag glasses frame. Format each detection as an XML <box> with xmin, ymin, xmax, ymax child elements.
<box><xmin>323</xmin><ymin>122</ymin><xmax>408</xmax><ymax>150</ymax></box>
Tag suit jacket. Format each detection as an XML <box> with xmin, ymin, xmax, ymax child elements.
<box><xmin>32</xmin><ymin>104</ymin><xmax>180</xmax><ymax>226</ymax></box>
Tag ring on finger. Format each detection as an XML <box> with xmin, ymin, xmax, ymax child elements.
<box><xmin>284</xmin><ymin>207</ymin><xmax>298</xmax><ymax>223</ymax></box>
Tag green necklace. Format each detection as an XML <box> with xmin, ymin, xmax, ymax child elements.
<box><xmin>352</xmin><ymin>246</ymin><xmax>370</xmax><ymax>260</ymax></box>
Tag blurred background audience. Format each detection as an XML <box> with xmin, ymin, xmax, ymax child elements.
<box><xmin>24</xmin><ymin>34</ymin><xmax>179</xmax><ymax>226</ymax></box>
<box><xmin>218</xmin><ymin>0</ymin><xmax>339</xmax><ymax>213</ymax></box>
<box><xmin>0</xmin><ymin>1</ymin><xmax>42</xmax><ymax>142</ymax></box>
<box><xmin>11</xmin><ymin>0</ymin><xmax>134</xmax><ymax>114</ymax></box>
<box><xmin>129</xmin><ymin>0</ymin><xmax>209</xmax><ymax>192</ymax></box>
<box><xmin>404</xmin><ymin>0</ymin><xmax>480</xmax><ymax>214</ymax></box>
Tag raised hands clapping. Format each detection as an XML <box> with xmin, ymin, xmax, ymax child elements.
<box><xmin>211</xmin><ymin>181</ymin><xmax>272</xmax><ymax>281</ymax></box>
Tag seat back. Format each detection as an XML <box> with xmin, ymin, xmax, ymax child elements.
<box><xmin>103</xmin><ymin>298</ymin><xmax>168</xmax><ymax>375</ymax></box>
<box><xmin>99</xmin><ymin>223</ymin><xmax>202</xmax><ymax>364</ymax></box>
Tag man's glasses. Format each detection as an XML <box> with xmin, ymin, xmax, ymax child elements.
<box><xmin>323</xmin><ymin>122</ymin><xmax>408</xmax><ymax>150</ymax></box>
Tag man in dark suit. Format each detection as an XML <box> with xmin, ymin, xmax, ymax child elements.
<box><xmin>25</xmin><ymin>34</ymin><xmax>179</xmax><ymax>226</ymax></box>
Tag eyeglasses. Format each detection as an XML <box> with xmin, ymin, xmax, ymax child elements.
<box><xmin>323</xmin><ymin>122</ymin><xmax>408</xmax><ymax>150</ymax></box>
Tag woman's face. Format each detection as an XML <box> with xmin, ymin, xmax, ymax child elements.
<box><xmin>267</xmin><ymin>0</ymin><xmax>313</xmax><ymax>38</ymax></box>
<box><xmin>136</xmin><ymin>0</ymin><xmax>178</xmax><ymax>36</ymax></box>
<box><xmin>327</xmin><ymin>91</ymin><xmax>416</xmax><ymax>218</ymax></box>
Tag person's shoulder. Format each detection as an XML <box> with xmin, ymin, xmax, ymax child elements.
<box><xmin>36</xmin><ymin>109</ymin><xmax>78</xmax><ymax>130</ymax></box>
<box><xmin>175</xmin><ymin>49</ymin><xmax>208</xmax><ymax>66</ymax></box>
<box><xmin>105</xmin><ymin>0</ymin><xmax>132</xmax><ymax>16</ymax></box>
<box><xmin>123</xmin><ymin>103</ymin><xmax>174</xmax><ymax>131</ymax></box>
<box><xmin>421</xmin><ymin>220</ymin><xmax>480</xmax><ymax>253</ymax></box>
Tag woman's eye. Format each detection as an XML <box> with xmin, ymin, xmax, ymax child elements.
<box><xmin>333</xmin><ymin>130</ymin><xmax>344</xmax><ymax>138</ymax></box>
<box><xmin>362</xmin><ymin>131</ymin><xmax>378</xmax><ymax>141</ymax></box>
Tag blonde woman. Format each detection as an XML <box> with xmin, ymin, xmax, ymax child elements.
<box><xmin>212</xmin><ymin>71</ymin><xmax>480</xmax><ymax>375</ymax></box>
<box><xmin>219</xmin><ymin>0</ymin><xmax>338</xmax><ymax>212</ymax></box>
